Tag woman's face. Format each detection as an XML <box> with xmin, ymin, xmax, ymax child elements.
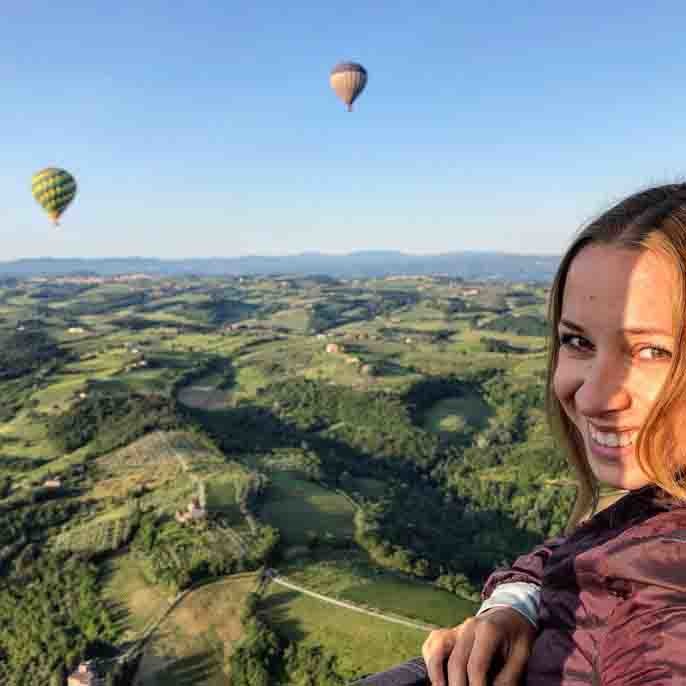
<box><xmin>553</xmin><ymin>244</ymin><xmax>676</xmax><ymax>490</ymax></box>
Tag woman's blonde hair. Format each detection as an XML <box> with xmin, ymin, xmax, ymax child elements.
<box><xmin>546</xmin><ymin>184</ymin><xmax>686</xmax><ymax>529</ymax></box>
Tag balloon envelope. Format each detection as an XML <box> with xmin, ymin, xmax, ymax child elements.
<box><xmin>330</xmin><ymin>62</ymin><xmax>367</xmax><ymax>111</ymax></box>
<box><xmin>31</xmin><ymin>168</ymin><xmax>77</xmax><ymax>226</ymax></box>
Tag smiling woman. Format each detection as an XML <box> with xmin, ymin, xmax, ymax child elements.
<box><xmin>553</xmin><ymin>245</ymin><xmax>675</xmax><ymax>494</ymax></box>
<box><xmin>360</xmin><ymin>184</ymin><xmax>686</xmax><ymax>686</ymax></box>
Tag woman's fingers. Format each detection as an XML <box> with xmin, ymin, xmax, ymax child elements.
<box><xmin>446</xmin><ymin>620</ymin><xmax>475</xmax><ymax>686</ymax></box>
<box><xmin>422</xmin><ymin>610</ymin><xmax>533</xmax><ymax>686</ymax></box>
<box><xmin>465</xmin><ymin>620</ymin><xmax>503</xmax><ymax>686</ymax></box>
<box><xmin>422</xmin><ymin>626</ymin><xmax>461</xmax><ymax>686</ymax></box>
<box><xmin>491</xmin><ymin>633</ymin><xmax>532</xmax><ymax>686</ymax></box>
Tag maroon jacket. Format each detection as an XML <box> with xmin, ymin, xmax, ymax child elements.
<box><xmin>483</xmin><ymin>485</ymin><xmax>686</xmax><ymax>685</ymax></box>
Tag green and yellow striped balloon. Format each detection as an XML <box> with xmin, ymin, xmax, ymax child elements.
<box><xmin>31</xmin><ymin>167</ymin><xmax>77</xmax><ymax>226</ymax></box>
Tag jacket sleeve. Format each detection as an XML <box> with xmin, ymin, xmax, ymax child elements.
<box><xmin>476</xmin><ymin>582</ymin><xmax>541</xmax><ymax>627</ymax></box>
<box><xmin>481</xmin><ymin>535</ymin><xmax>566</xmax><ymax>599</ymax></box>
<box><xmin>599</xmin><ymin>536</ymin><xmax>686</xmax><ymax>685</ymax></box>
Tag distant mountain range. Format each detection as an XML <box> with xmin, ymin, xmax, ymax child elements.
<box><xmin>0</xmin><ymin>251</ymin><xmax>561</xmax><ymax>281</ymax></box>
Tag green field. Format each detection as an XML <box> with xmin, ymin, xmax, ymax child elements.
<box><xmin>205</xmin><ymin>467</ymin><xmax>252</xmax><ymax>524</ymax></box>
<box><xmin>102</xmin><ymin>553</ymin><xmax>172</xmax><ymax>639</ymax></box>
<box><xmin>281</xmin><ymin>554</ymin><xmax>477</xmax><ymax>628</ymax></box>
<box><xmin>343</xmin><ymin>579</ymin><xmax>475</xmax><ymax>627</ymax></box>
<box><xmin>350</xmin><ymin>477</ymin><xmax>387</xmax><ymax>500</ymax></box>
<box><xmin>423</xmin><ymin>392</ymin><xmax>492</xmax><ymax>435</ymax></box>
<box><xmin>259</xmin><ymin>471</ymin><xmax>356</xmax><ymax>546</ymax></box>
<box><xmin>262</xmin><ymin>585</ymin><xmax>427</xmax><ymax>678</ymax></box>
<box><xmin>262</xmin><ymin>584</ymin><xmax>427</xmax><ymax>679</ymax></box>
<box><xmin>136</xmin><ymin>575</ymin><xmax>257</xmax><ymax>686</ymax></box>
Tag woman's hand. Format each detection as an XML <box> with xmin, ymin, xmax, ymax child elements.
<box><xmin>421</xmin><ymin>608</ymin><xmax>536</xmax><ymax>686</ymax></box>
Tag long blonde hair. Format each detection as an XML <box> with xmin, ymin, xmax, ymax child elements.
<box><xmin>546</xmin><ymin>184</ymin><xmax>686</xmax><ymax>530</ymax></box>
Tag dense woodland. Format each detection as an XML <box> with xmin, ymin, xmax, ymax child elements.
<box><xmin>0</xmin><ymin>552</ymin><xmax>116</xmax><ymax>686</ymax></box>
<box><xmin>48</xmin><ymin>391</ymin><xmax>180</xmax><ymax>453</ymax></box>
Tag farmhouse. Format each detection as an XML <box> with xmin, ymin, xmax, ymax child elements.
<box><xmin>175</xmin><ymin>497</ymin><xmax>207</xmax><ymax>524</ymax></box>
<box><xmin>67</xmin><ymin>661</ymin><xmax>101</xmax><ymax>686</ymax></box>
<box><xmin>325</xmin><ymin>343</ymin><xmax>341</xmax><ymax>354</ymax></box>
<box><xmin>43</xmin><ymin>478</ymin><xmax>62</xmax><ymax>489</ymax></box>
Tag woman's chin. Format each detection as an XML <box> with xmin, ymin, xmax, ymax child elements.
<box><xmin>591</xmin><ymin>462</ymin><xmax>652</xmax><ymax>491</ymax></box>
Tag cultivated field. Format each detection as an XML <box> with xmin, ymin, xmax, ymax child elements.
<box><xmin>258</xmin><ymin>471</ymin><xmax>356</xmax><ymax>546</ymax></box>
<box><xmin>134</xmin><ymin>574</ymin><xmax>258</xmax><ymax>686</ymax></box>
<box><xmin>280</xmin><ymin>553</ymin><xmax>477</xmax><ymax>628</ymax></box>
<box><xmin>262</xmin><ymin>583</ymin><xmax>428</xmax><ymax>680</ymax></box>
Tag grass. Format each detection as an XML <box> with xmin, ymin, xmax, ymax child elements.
<box><xmin>102</xmin><ymin>552</ymin><xmax>172</xmax><ymax>640</ymax></box>
<box><xmin>303</xmin><ymin>351</ymin><xmax>370</xmax><ymax>388</ymax></box>
<box><xmin>268</xmin><ymin>307</ymin><xmax>311</xmax><ymax>332</ymax></box>
<box><xmin>343</xmin><ymin>580</ymin><xmax>475</xmax><ymax>627</ymax></box>
<box><xmin>32</xmin><ymin>376</ymin><xmax>90</xmax><ymax>413</ymax></box>
<box><xmin>281</xmin><ymin>553</ymin><xmax>477</xmax><ymax>628</ymax></box>
<box><xmin>177</xmin><ymin>387</ymin><xmax>232</xmax><ymax>410</ymax></box>
<box><xmin>91</xmin><ymin>431</ymin><xmax>221</xmax><ymax>503</ymax></box>
<box><xmin>350</xmin><ymin>477</ymin><xmax>387</xmax><ymax>500</ymax></box>
<box><xmin>259</xmin><ymin>471</ymin><xmax>355</xmax><ymax>546</ymax></box>
<box><xmin>0</xmin><ymin>409</ymin><xmax>59</xmax><ymax>464</ymax></box>
<box><xmin>455</xmin><ymin>327</ymin><xmax>547</xmax><ymax>356</ymax></box>
<box><xmin>262</xmin><ymin>584</ymin><xmax>427</xmax><ymax>680</ymax></box>
<box><xmin>232</xmin><ymin>364</ymin><xmax>269</xmax><ymax>400</ymax></box>
<box><xmin>135</xmin><ymin>574</ymin><xmax>258</xmax><ymax>686</ymax></box>
<box><xmin>423</xmin><ymin>392</ymin><xmax>492</xmax><ymax>435</ymax></box>
<box><xmin>205</xmin><ymin>467</ymin><xmax>252</xmax><ymax>525</ymax></box>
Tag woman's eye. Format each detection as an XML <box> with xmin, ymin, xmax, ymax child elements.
<box><xmin>559</xmin><ymin>333</ymin><xmax>588</xmax><ymax>350</ymax></box>
<box><xmin>637</xmin><ymin>346</ymin><xmax>672</xmax><ymax>361</ymax></box>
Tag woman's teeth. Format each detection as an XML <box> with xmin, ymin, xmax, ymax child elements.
<box><xmin>589</xmin><ymin>426</ymin><xmax>638</xmax><ymax>448</ymax></box>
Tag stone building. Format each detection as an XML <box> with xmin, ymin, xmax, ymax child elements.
<box><xmin>175</xmin><ymin>497</ymin><xmax>207</xmax><ymax>524</ymax></box>
<box><xmin>67</xmin><ymin>661</ymin><xmax>101</xmax><ymax>686</ymax></box>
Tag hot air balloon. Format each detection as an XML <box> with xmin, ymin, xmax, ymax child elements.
<box><xmin>330</xmin><ymin>62</ymin><xmax>367</xmax><ymax>111</ymax></box>
<box><xmin>31</xmin><ymin>167</ymin><xmax>77</xmax><ymax>227</ymax></box>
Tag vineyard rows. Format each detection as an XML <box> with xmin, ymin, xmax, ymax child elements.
<box><xmin>99</xmin><ymin>431</ymin><xmax>223</xmax><ymax>473</ymax></box>
<box><xmin>54</xmin><ymin>508</ymin><xmax>139</xmax><ymax>556</ymax></box>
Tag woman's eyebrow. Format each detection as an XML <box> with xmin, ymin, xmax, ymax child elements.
<box><xmin>559</xmin><ymin>318</ymin><xmax>672</xmax><ymax>336</ymax></box>
<box><xmin>559</xmin><ymin>319</ymin><xmax>585</xmax><ymax>332</ymax></box>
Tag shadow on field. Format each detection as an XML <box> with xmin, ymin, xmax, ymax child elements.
<box><xmin>186</xmin><ymin>395</ymin><xmax>543</xmax><ymax>582</ymax></box>
<box><xmin>373</xmin><ymin>359</ymin><xmax>416</xmax><ymax>377</ymax></box>
<box><xmin>99</xmin><ymin>560</ymin><xmax>136</xmax><ymax>634</ymax></box>
<box><xmin>152</xmin><ymin>651</ymin><xmax>219</xmax><ymax>686</ymax></box>
<box><xmin>259</xmin><ymin>589</ymin><xmax>306</xmax><ymax>642</ymax></box>
<box><xmin>105</xmin><ymin>597</ymin><xmax>133</xmax><ymax>635</ymax></box>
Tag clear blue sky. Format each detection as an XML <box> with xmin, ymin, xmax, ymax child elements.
<box><xmin>3</xmin><ymin>1</ymin><xmax>686</xmax><ymax>259</ymax></box>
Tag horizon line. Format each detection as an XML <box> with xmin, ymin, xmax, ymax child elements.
<box><xmin>1</xmin><ymin>249</ymin><xmax>562</xmax><ymax>264</ymax></box>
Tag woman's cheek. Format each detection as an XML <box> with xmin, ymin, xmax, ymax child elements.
<box><xmin>553</xmin><ymin>363</ymin><xmax>575</xmax><ymax>406</ymax></box>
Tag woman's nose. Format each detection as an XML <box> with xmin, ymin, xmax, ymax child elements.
<box><xmin>575</xmin><ymin>358</ymin><xmax>632</xmax><ymax>415</ymax></box>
